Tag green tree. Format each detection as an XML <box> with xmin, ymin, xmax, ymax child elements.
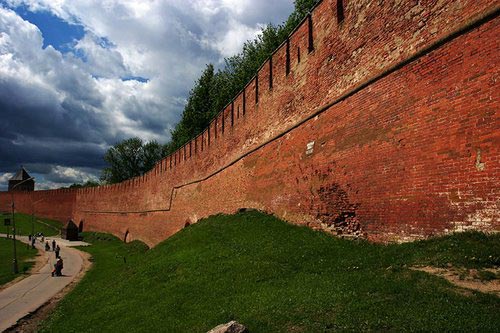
<box><xmin>286</xmin><ymin>0</ymin><xmax>320</xmax><ymax>30</ymax></box>
<box><xmin>167</xmin><ymin>64</ymin><xmax>215</xmax><ymax>153</ymax></box>
<box><xmin>101</xmin><ymin>138</ymin><xmax>167</xmax><ymax>184</ymax></box>
<box><xmin>69</xmin><ymin>180</ymin><xmax>100</xmax><ymax>188</ymax></box>
<box><xmin>142</xmin><ymin>140</ymin><xmax>165</xmax><ymax>172</ymax></box>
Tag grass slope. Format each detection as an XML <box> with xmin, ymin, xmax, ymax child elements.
<box><xmin>0</xmin><ymin>237</ymin><xmax>38</xmax><ymax>286</ymax></box>
<box><xmin>1</xmin><ymin>213</ymin><xmax>62</xmax><ymax>237</ymax></box>
<box><xmin>41</xmin><ymin>211</ymin><xmax>499</xmax><ymax>332</ymax></box>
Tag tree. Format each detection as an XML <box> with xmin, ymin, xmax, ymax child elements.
<box><xmin>142</xmin><ymin>140</ymin><xmax>165</xmax><ymax>172</ymax></box>
<box><xmin>69</xmin><ymin>180</ymin><xmax>100</xmax><ymax>188</ymax></box>
<box><xmin>167</xmin><ymin>64</ymin><xmax>215</xmax><ymax>153</ymax></box>
<box><xmin>286</xmin><ymin>0</ymin><xmax>320</xmax><ymax>30</ymax></box>
<box><xmin>101</xmin><ymin>138</ymin><xmax>167</xmax><ymax>184</ymax></box>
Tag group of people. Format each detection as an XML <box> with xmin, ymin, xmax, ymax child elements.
<box><xmin>27</xmin><ymin>233</ymin><xmax>64</xmax><ymax>277</ymax></box>
<box><xmin>28</xmin><ymin>232</ymin><xmax>44</xmax><ymax>249</ymax></box>
<box><xmin>48</xmin><ymin>240</ymin><xmax>63</xmax><ymax>277</ymax></box>
<box><xmin>44</xmin><ymin>239</ymin><xmax>60</xmax><ymax>254</ymax></box>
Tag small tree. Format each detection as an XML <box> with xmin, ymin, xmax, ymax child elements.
<box><xmin>69</xmin><ymin>180</ymin><xmax>100</xmax><ymax>188</ymax></box>
<box><xmin>101</xmin><ymin>137</ymin><xmax>167</xmax><ymax>184</ymax></box>
<box><xmin>167</xmin><ymin>64</ymin><xmax>215</xmax><ymax>153</ymax></box>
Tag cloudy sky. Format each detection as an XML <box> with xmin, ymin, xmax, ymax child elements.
<box><xmin>0</xmin><ymin>0</ymin><xmax>294</xmax><ymax>190</ymax></box>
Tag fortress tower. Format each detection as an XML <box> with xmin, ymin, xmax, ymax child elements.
<box><xmin>8</xmin><ymin>166</ymin><xmax>34</xmax><ymax>192</ymax></box>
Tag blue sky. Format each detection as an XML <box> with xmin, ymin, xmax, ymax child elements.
<box><xmin>15</xmin><ymin>5</ymin><xmax>85</xmax><ymax>51</ymax></box>
<box><xmin>0</xmin><ymin>0</ymin><xmax>294</xmax><ymax>190</ymax></box>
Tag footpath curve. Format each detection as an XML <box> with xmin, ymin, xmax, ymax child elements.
<box><xmin>0</xmin><ymin>235</ymin><xmax>89</xmax><ymax>332</ymax></box>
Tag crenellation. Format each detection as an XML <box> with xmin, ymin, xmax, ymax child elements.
<box><xmin>269</xmin><ymin>56</ymin><xmax>273</xmax><ymax>90</ymax></box>
<box><xmin>308</xmin><ymin>13</ymin><xmax>314</xmax><ymax>53</ymax></box>
<box><xmin>255</xmin><ymin>74</ymin><xmax>259</xmax><ymax>104</ymax></box>
<box><xmin>231</xmin><ymin>101</ymin><xmax>235</xmax><ymax>127</ymax></box>
<box><xmin>241</xmin><ymin>87</ymin><xmax>247</xmax><ymax>115</ymax></box>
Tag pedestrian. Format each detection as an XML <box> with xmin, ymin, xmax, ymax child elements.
<box><xmin>28</xmin><ymin>234</ymin><xmax>32</xmax><ymax>241</ymax></box>
<box><xmin>55</xmin><ymin>245</ymin><xmax>60</xmax><ymax>258</ymax></box>
<box><xmin>41</xmin><ymin>234</ymin><xmax>44</xmax><ymax>242</ymax></box>
<box><xmin>52</xmin><ymin>257</ymin><xmax>63</xmax><ymax>277</ymax></box>
<box><xmin>45</xmin><ymin>241</ymin><xmax>50</xmax><ymax>251</ymax></box>
<box><xmin>52</xmin><ymin>239</ymin><xmax>56</xmax><ymax>251</ymax></box>
<box><xmin>31</xmin><ymin>237</ymin><xmax>36</xmax><ymax>249</ymax></box>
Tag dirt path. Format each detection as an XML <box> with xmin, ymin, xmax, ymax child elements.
<box><xmin>412</xmin><ymin>266</ymin><xmax>500</xmax><ymax>297</ymax></box>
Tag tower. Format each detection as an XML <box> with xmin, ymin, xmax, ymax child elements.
<box><xmin>8</xmin><ymin>166</ymin><xmax>35</xmax><ymax>191</ymax></box>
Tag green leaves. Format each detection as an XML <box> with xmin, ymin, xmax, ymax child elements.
<box><xmin>101</xmin><ymin>137</ymin><xmax>167</xmax><ymax>184</ymax></box>
<box><xmin>167</xmin><ymin>64</ymin><xmax>215</xmax><ymax>153</ymax></box>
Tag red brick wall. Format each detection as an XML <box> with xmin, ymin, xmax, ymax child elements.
<box><xmin>2</xmin><ymin>0</ymin><xmax>498</xmax><ymax>246</ymax></box>
<box><xmin>0</xmin><ymin>189</ymin><xmax>75</xmax><ymax>225</ymax></box>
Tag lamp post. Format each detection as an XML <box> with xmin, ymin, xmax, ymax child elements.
<box><xmin>10</xmin><ymin>177</ymin><xmax>34</xmax><ymax>274</ymax></box>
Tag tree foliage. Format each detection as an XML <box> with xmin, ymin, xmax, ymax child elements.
<box><xmin>166</xmin><ymin>64</ymin><xmax>215</xmax><ymax>152</ymax></box>
<box><xmin>101</xmin><ymin>138</ymin><xmax>168</xmax><ymax>184</ymax></box>
<box><xmin>69</xmin><ymin>180</ymin><xmax>100</xmax><ymax>188</ymax></box>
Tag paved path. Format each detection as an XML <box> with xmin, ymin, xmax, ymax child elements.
<box><xmin>0</xmin><ymin>235</ymin><xmax>89</xmax><ymax>332</ymax></box>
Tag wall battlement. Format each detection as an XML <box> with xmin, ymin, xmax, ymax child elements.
<box><xmin>1</xmin><ymin>0</ymin><xmax>498</xmax><ymax>246</ymax></box>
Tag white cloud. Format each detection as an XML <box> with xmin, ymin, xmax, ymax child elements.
<box><xmin>211</xmin><ymin>19</ymin><xmax>262</xmax><ymax>57</ymax></box>
<box><xmin>74</xmin><ymin>33</ymin><xmax>127</xmax><ymax>78</ymax></box>
<box><xmin>0</xmin><ymin>172</ymin><xmax>13</xmax><ymax>183</ymax></box>
<box><xmin>47</xmin><ymin>165</ymin><xmax>98</xmax><ymax>183</ymax></box>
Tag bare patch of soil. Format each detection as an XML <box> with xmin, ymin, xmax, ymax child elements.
<box><xmin>412</xmin><ymin>266</ymin><xmax>500</xmax><ymax>297</ymax></box>
<box><xmin>5</xmin><ymin>250</ymin><xmax>92</xmax><ymax>333</ymax></box>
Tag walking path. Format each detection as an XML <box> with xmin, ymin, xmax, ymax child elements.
<box><xmin>0</xmin><ymin>234</ymin><xmax>89</xmax><ymax>332</ymax></box>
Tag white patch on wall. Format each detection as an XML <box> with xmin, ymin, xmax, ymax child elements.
<box><xmin>448</xmin><ymin>207</ymin><xmax>498</xmax><ymax>233</ymax></box>
<box><xmin>475</xmin><ymin>148</ymin><xmax>485</xmax><ymax>171</ymax></box>
<box><xmin>306</xmin><ymin>141</ymin><xmax>315</xmax><ymax>155</ymax></box>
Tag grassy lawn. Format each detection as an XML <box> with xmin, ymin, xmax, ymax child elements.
<box><xmin>40</xmin><ymin>211</ymin><xmax>499</xmax><ymax>332</ymax></box>
<box><xmin>0</xmin><ymin>213</ymin><xmax>62</xmax><ymax>237</ymax></box>
<box><xmin>0</xmin><ymin>237</ymin><xmax>38</xmax><ymax>286</ymax></box>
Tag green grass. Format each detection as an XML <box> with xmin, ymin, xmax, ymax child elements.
<box><xmin>0</xmin><ymin>212</ymin><xmax>62</xmax><ymax>237</ymax></box>
<box><xmin>0</xmin><ymin>237</ymin><xmax>38</xmax><ymax>286</ymax></box>
<box><xmin>40</xmin><ymin>211</ymin><xmax>499</xmax><ymax>332</ymax></box>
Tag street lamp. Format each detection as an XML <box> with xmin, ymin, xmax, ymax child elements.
<box><xmin>10</xmin><ymin>177</ymin><xmax>34</xmax><ymax>274</ymax></box>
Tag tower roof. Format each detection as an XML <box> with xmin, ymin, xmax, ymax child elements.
<box><xmin>10</xmin><ymin>166</ymin><xmax>32</xmax><ymax>181</ymax></box>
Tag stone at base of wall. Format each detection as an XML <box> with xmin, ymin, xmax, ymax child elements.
<box><xmin>207</xmin><ymin>321</ymin><xmax>247</xmax><ymax>333</ymax></box>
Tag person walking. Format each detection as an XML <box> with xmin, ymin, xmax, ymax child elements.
<box><xmin>52</xmin><ymin>257</ymin><xmax>63</xmax><ymax>277</ymax></box>
<box><xmin>45</xmin><ymin>241</ymin><xmax>50</xmax><ymax>251</ymax></box>
<box><xmin>55</xmin><ymin>245</ymin><xmax>60</xmax><ymax>258</ymax></box>
<box><xmin>31</xmin><ymin>237</ymin><xmax>36</xmax><ymax>249</ymax></box>
<box><xmin>52</xmin><ymin>239</ymin><xmax>56</xmax><ymax>251</ymax></box>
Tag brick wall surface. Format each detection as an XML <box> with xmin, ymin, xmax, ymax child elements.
<box><xmin>1</xmin><ymin>0</ymin><xmax>498</xmax><ymax>246</ymax></box>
